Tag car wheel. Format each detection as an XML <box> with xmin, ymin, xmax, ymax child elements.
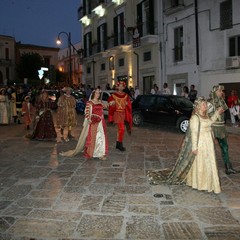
<box><xmin>177</xmin><ymin>117</ymin><xmax>189</xmax><ymax>133</ymax></box>
<box><xmin>132</xmin><ymin>112</ymin><xmax>143</xmax><ymax>126</ymax></box>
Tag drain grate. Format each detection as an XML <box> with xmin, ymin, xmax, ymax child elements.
<box><xmin>112</xmin><ymin>164</ymin><xmax>120</xmax><ymax>167</ymax></box>
<box><xmin>153</xmin><ymin>193</ymin><xmax>164</xmax><ymax>198</ymax></box>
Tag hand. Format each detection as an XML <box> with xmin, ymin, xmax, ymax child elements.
<box><xmin>109</xmin><ymin>101</ymin><xmax>115</xmax><ymax>106</ymax></box>
<box><xmin>217</xmin><ymin>107</ymin><xmax>224</xmax><ymax>114</ymax></box>
<box><xmin>192</xmin><ymin>149</ymin><xmax>198</xmax><ymax>155</ymax></box>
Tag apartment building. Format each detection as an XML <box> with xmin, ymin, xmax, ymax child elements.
<box><xmin>79</xmin><ymin>0</ymin><xmax>162</xmax><ymax>94</ymax></box>
<box><xmin>78</xmin><ymin>0</ymin><xmax>240</xmax><ymax>96</ymax></box>
<box><xmin>0</xmin><ymin>35</ymin><xmax>16</xmax><ymax>85</ymax></box>
<box><xmin>57</xmin><ymin>42</ymin><xmax>83</xmax><ymax>85</ymax></box>
<box><xmin>162</xmin><ymin>0</ymin><xmax>240</xmax><ymax>97</ymax></box>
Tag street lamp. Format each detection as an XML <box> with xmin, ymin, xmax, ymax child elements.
<box><xmin>56</xmin><ymin>31</ymin><xmax>72</xmax><ymax>84</ymax></box>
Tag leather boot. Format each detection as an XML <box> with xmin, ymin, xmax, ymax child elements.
<box><xmin>225</xmin><ymin>163</ymin><xmax>237</xmax><ymax>175</ymax></box>
<box><xmin>116</xmin><ymin>141</ymin><xmax>126</xmax><ymax>151</ymax></box>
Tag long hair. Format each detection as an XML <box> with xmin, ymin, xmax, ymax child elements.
<box><xmin>90</xmin><ymin>88</ymin><xmax>102</xmax><ymax>100</ymax></box>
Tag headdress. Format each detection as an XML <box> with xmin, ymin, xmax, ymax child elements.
<box><xmin>212</xmin><ymin>85</ymin><xmax>224</xmax><ymax>93</ymax></box>
<box><xmin>193</xmin><ymin>97</ymin><xmax>206</xmax><ymax>111</ymax></box>
<box><xmin>116</xmin><ymin>81</ymin><xmax>126</xmax><ymax>88</ymax></box>
<box><xmin>24</xmin><ymin>96</ymin><xmax>30</xmax><ymax>101</ymax></box>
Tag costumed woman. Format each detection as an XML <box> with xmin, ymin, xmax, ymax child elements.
<box><xmin>60</xmin><ymin>88</ymin><xmax>108</xmax><ymax>160</ymax></box>
<box><xmin>31</xmin><ymin>91</ymin><xmax>57</xmax><ymax>140</ymax></box>
<box><xmin>147</xmin><ymin>97</ymin><xmax>224</xmax><ymax>194</ymax></box>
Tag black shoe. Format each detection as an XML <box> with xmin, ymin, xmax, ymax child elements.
<box><xmin>17</xmin><ymin>120</ymin><xmax>21</xmax><ymax>124</ymax></box>
<box><xmin>27</xmin><ymin>125</ymin><xmax>30</xmax><ymax>130</ymax></box>
<box><xmin>116</xmin><ymin>141</ymin><xmax>126</xmax><ymax>151</ymax></box>
<box><xmin>225</xmin><ymin>163</ymin><xmax>237</xmax><ymax>175</ymax></box>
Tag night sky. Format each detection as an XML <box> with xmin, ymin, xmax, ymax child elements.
<box><xmin>0</xmin><ymin>0</ymin><xmax>81</xmax><ymax>48</ymax></box>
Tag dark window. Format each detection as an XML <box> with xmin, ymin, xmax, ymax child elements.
<box><xmin>101</xmin><ymin>63</ymin><xmax>105</xmax><ymax>71</ymax></box>
<box><xmin>97</xmin><ymin>23</ymin><xmax>107</xmax><ymax>52</ymax></box>
<box><xmin>174</xmin><ymin>26</ymin><xmax>183</xmax><ymax>62</ymax></box>
<box><xmin>143</xmin><ymin>51</ymin><xmax>151</xmax><ymax>61</ymax></box>
<box><xmin>113</xmin><ymin>12</ymin><xmax>124</xmax><ymax>46</ymax></box>
<box><xmin>229</xmin><ymin>36</ymin><xmax>240</xmax><ymax>56</ymax></box>
<box><xmin>87</xmin><ymin>66</ymin><xmax>91</xmax><ymax>74</ymax></box>
<box><xmin>5</xmin><ymin>48</ymin><xmax>9</xmax><ymax>60</ymax></box>
<box><xmin>84</xmin><ymin>32</ymin><xmax>92</xmax><ymax>57</ymax></box>
<box><xmin>171</xmin><ymin>0</ymin><xmax>183</xmax><ymax>7</ymax></box>
<box><xmin>220</xmin><ymin>0</ymin><xmax>232</xmax><ymax>30</ymax></box>
<box><xmin>139</xmin><ymin>95</ymin><xmax>156</xmax><ymax>108</ymax></box>
<box><xmin>118</xmin><ymin>58</ymin><xmax>124</xmax><ymax>67</ymax></box>
<box><xmin>156</xmin><ymin>97</ymin><xmax>172</xmax><ymax>109</ymax></box>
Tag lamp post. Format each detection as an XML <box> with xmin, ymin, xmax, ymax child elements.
<box><xmin>56</xmin><ymin>31</ymin><xmax>72</xmax><ymax>84</ymax></box>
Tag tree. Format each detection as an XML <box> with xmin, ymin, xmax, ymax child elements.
<box><xmin>16</xmin><ymin>52</ymin><xmax>45</xmax><ymax>81</ymax></box>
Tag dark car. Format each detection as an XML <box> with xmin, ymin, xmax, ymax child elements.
<box><xmin>132</xmin><ymin>94</ymin><xmax>193</xmax><ymax>133</ymax></box>
<box><xmin>71</xmin><ymin>90</ymin><xmax>86</xmax><ymax>114</ymax></box>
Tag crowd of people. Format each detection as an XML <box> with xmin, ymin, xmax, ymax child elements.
<box><xmin>0</xmin><ymin>82</ymin><xmax>239</xmax><ymax>195</ymax></box>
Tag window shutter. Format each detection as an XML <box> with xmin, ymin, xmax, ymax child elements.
<box><xmin>137</xmin><ymin>3</ymin><xmax>143</xmax><ymax>37</ymax></box>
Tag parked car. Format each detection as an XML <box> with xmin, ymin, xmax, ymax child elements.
<box><xmin>71</xmin><ymin>90</ymin><xmax>86</xmax><ymax>114</ymax></box>
<box><xmin>132</xmin><ymin>94</ymin><xmax>193</xmax><ymax>133</ymax></box>
<box><xmin>101</xmin><ymin>90</ymin><xmax>116</xmax><ymax>115</ymax></box>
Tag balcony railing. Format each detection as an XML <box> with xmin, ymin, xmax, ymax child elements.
<box><xmin>0</xmin><ymin>58</ymin><xmax>12</xmax><ymax>65</ymax></box>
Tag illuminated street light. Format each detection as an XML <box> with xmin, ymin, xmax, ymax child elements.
<box><xmin>56</xmin><ymin>31</ymin><xmax>84</xmax><ymax>84</ymax></box>
<box><xmin>56</xmin><ymin>31</ymin><xmax>72</xmax><ymax>84</ymax></box>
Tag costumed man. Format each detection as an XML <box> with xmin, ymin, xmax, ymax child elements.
<box><xmin>208</xmin><ymin>85</ymin><xmax>237</xmax><ymax>175</ymax></box>
<box><xmin>108</xmin><ymin>81</ymin><xmax>132</xmax><ymax>151</ymax></box>
<box><xmin>15</xmin><ymin>87</ymin><xmax>24</xmax><ymax>124</ymax></box>
<box><xmin>57</xmin><ymin>87</ymin><xmax>77</xmax><ymax>142</ymax></box>
<box><xmin>22</xmin><ymin>96</ymin><xmax>35</xmax><ymax>130</ymax></box>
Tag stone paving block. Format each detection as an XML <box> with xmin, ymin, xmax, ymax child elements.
<box><xmin>129</xmin><ymin>205</ymin><xmax>159</xmax><ymax>215</ymax></box>
<box><xmin>172</xmin><ymin>186</ymin><xmax>222</xmax><ymax>206</ymax></box>
<box><xmin>0</xmin><ymin>178</ymin><xmax>17</xmax><ymax>188</ymax></box>
<box><xmin>126</xmin><ymin>216</ymin><xmax>162</xmax><ymax>239</ymax></box>
<box><xmin>28</xmin><ymin>209</ymin><xmax>82</xmax><ymax>222</ymax></box>
<box><xmin>75</xmin><ymin>215</ymin><xmax>123</xmax><ymax>239</ymax></box>
<box><xmin>204</xmin><ymin>226</ymin><xmax>240</xmax><ymax>240</ymax></box>
<box><xmin>29</xmin><ymin>189</ymin><xmax>61</xmax><ymax>199</ymax></box>
<box><xmin>128</xmin><ymin>195</ymin><xmax>155</xmax><ymax>205</ymax></box>
<box><xmin>36</xmin><ymin>178</ymin><xmax>68</xmax><ymax>190</ymax></box>
<box><xmin>194</xmin><ymin>207</ymin><xmax>239</xmax><ymax>225</ymax></box>
<box><xmin>55</xmin><ymin>163</ymin><xmax>79</xmax><ymax>171</ymax></box>
<box><xmin>94</xmin><ymin>177</ymin><xmax>122</xmax><ymax>184</ymax></box>
<box><xmin>159</xmin><ymin>206</ymin><xmax>193</xmax><ymax>221</ymax></box>
<box><xmin>63</xmin><ymin>186</ymin><xmax>87</xmax><ymax>194</ymax></box>
<box><xmin>47</xmin><ymin>171</ymin><xmax>74</xmax><ymax>179</ymax></box>
<box><xmin>17</xmin><ymin>167</ymin><xmax>52</xmax><ymax>179</ymax></box>
<box><xmin>101</xmin><ymin>195</ymin><xmax>126</xmax><ymax>213</ymax></box>
<box><xmin>67</xmin><ymin>176</ymin><xmax>92</xmax><ymax>187</ymax></box>
<box><xmin>0</xmin><ymin>217</ymin><xmax>15</xmax><ymax>233</ymax></box>
<box><xmin>2</xmin><ymin>205</ymin><xmax>32</xmax><ymax>217</ymax></box>
<box><xmin>89</xmin><ymin>184</ymin><xmax>114</xmax><ymax>195</ymax></box>
<box><xmin>162</xmin><ymin>222</ymin><xmax>202</xmax><ymax>239</ymax></box>
<box><xmin>58</xmin><ymin>192</ymin><xmax>83</xmax><ymax>203</ymax></box>
<box><xmin>16</xmin><ymin>198</ymin><xmax>54</xmax><ymax>209</ymax></box>
<box><xmin>75</xmin><ymin>167</ymin><xmax>98</xmax><ymax>175</ymax></box>
<box><xmin>114</xmin><ymin>186</ymin><xmax>150</xmax><ymax>195</ymax></box>
<box><xmin>98</xmin><ymin>167</ymin><xmax>124</xmax><ymax>173</ymax></box>
<box><xmin>1</xmin><ymin>185</ymin><xmax>32</xmax><ymax>201</ymax></box>
<box><xmin>8</xmin><ymin>219</ymin><xmax>77</xmax><ymax>238</ymax></box>
<box><xmin>78</xmin><ymin>195</ymin><xmax>103</xmax><ymax>212</ymax></box>
<box><xmin>0</xmin><ymin>201</ymin><xmax>12</xmax><ymax>212</ymax></box>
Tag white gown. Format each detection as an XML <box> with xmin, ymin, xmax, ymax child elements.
<box><xmin>185</xmin><ymin>113</ymin><xmax>221</xmax><ymax>194</ymax></box>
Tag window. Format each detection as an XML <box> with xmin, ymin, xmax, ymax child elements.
<box><xmin>97</xmin><ymin>23</ymin><xmax>107</xmax><ymax>52</ymax></box>
<box><xmin>84</xmin><ymin>32</ymin><xmax>92</xmax><ymax>57</ymax></box>
<box><xmin>87</xmin><ymin>66</ymin><xmax>91</xmax><ymax>74</ymax></box>
<box><xmin>171</xmin><ymin>0</ymin><xmax>183</xmax><ymax>7</ymax></box>
<box><xmin>101</xmin><ymin>63</ymin><xmax>105</xmax><ymax>71</ymax></box>
<box><xmin>143</xmin><ymin>51</ymin><xmax>151</xmax><ymax>61</ymax></box>
<box><xmin>229</xmin><ymin>36</ymin><xmax>240</xmax><ymax>56</ymax></box>
<box><xmin>220</xmin><ymin>0</ymin><xmax>232</xmax><ymax>30</ymax></box>
<box><xmin>137</xmin><ymin>0</ymin><xmax>154</xmax><ymax>36</ymax></box>
<box><xmin>118</xmin><ymin>58</ymin><xmax>124</xmax><ymax>67</ymax></box>
<box><xmin>113</xmin><ymin>12</ymin><xmax>124</xmax><ymax>46</ymax></box>
<box><xmin>5</xmin><ymin>48</ymin><xmax>9</xmax><ymax>60</ymax></box>
<box><xmin>174</xmin><ymin>26</ymin><xmax>183</xmax><ymax>62</ymax></box>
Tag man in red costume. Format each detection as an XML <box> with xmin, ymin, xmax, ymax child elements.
<box><xmin>108</xmin><ymin>81</ymin><xmax>132</xmax><ymax>151</ymax></box>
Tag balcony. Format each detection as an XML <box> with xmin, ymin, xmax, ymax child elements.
<box><xmin>164</xmin><ymin>3</ymin><xmax>185</xmax><ymax>16</ymax></box>
<box><xmin>0</xmin><ymin>58</ymin><xmax>12</xmax><ymax>66</ymax></box>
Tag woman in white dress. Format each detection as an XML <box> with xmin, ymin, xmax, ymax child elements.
<box><xmin>148</xmin><ymin>97</ymin><xmax>224</xmax><ymax>194</ymax></box>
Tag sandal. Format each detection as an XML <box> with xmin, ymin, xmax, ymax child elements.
<box><xmin>99</xmin><ymin>156</ymin><xmax>107</xmax><ymax>160</ymax></box>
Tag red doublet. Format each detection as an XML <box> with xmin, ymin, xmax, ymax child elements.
<box><xmin>108</xmin><ymin>92</ymin><xmax>132</xmax><ymax>142</ymax></box>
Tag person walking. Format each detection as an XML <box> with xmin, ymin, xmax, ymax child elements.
<box><xmin>188</xmin><ymin>84</ymin><xmax>198</xmax><ymax>103</ymax></box>
<box><xmin>208</xmin><ymin>85</ymin><xmax>237</xmax><ymax>175</ymax></box>
<box><xmin>227</xmin><ymin>90</ymin><xmax>239</xmax><ymax>127</ymax></box>
<box><xmin>60</xmin><ymin>88</ymin><xmax>108</xmax><ymax>160</ymax></box>
<box><xmin>147</xmin><ymin>97</ymin><xmax>223</xmax><ymax>194</ymax></box>
<box><xmin>22</xmin><ymin>96</ymin><xmax>35</xmax><ymax>130</ymax></box>
<box><xmin>108</xmin><ymin>81</ymin><xmax>132</xmax><ymax>151</ymax></box>
<box><xmin>57</xmin><ymin>87</ymin><xmax>77</xmax><ymax>142</ymax></box>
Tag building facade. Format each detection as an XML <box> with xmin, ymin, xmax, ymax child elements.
<box><xmin>57</xmin><ymin>42</ymin><xmax>83</xmax><ymax>85</ymax></box>
<box><xmin>0</xmin><ymin>35</ymin><xmax>16</xmax><ymax>85</ymax></box>
<box><xmin>78</xmin><ymin>0</ymin><xmax>240</xmax><ymax>97</ymax></box>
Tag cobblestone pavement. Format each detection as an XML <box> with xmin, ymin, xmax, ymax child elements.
<box><xmin>0</xmin><ymin>114</ymin><xmax>240</xmax><ymax>240</ymax></box>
